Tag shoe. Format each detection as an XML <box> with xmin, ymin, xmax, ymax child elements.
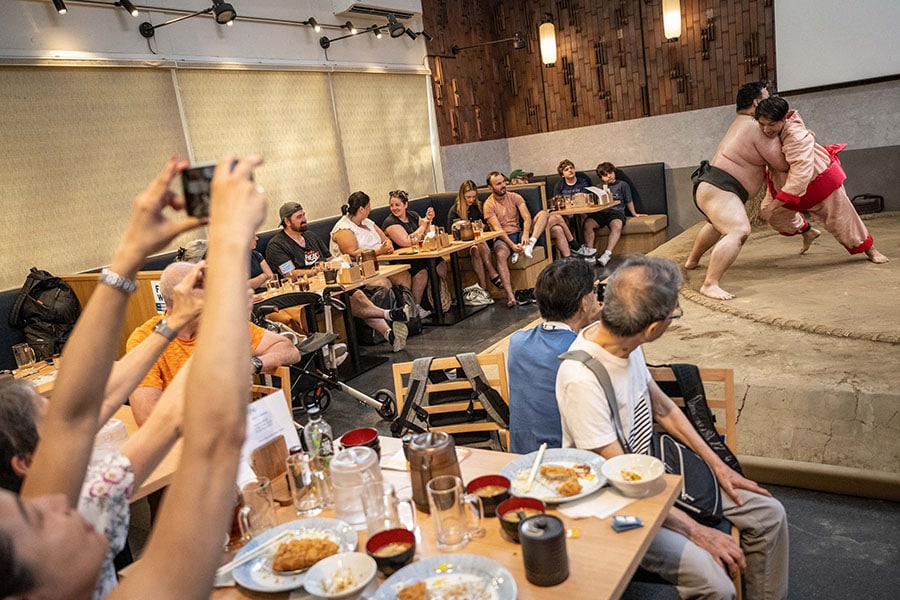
<box><xmin>389</xmin><ymin>321</ymin><xmax>408</xmax><ymax>352</ymax></box>
<box><xmin>510</xmin><ymin>252</ymin><xmax>520</xmax><ymax>264</ymax></box>
<box><xmin>416</xmin><ymin>304</ymin><xmax>432</xmax><ymax>319</ymax></box>
<box><xmin>388</xmin><ymin>306</ymin><xmax>409</xmax><ymax>323</ymax></box>
<box><xmin>490</xmin><ymin>276</ymin><xmax>503</xmax><ymax>290</ymax></box>
<box><xmin>574</xmin><ymin>244</ymin><xmax>598</xmax><ymax>257</ymax></box>
<box><xmin>599</xmin><ymin>250</ymin><xmax>613</xmax><ymax>267</ymax></box>
<box><xmin>475</xmin><ymin>286</ymin><xmax>493</xmax><ymax>303</ymax></box>
<box><xmin>523</xmin><ymin>238</ymin><xmax>536</xmax><ymax>259</ymax></box>
<box><xmin>515</xmin><ymin>289</ymin><xmax>536</xmax><ymax>305</ymax></box>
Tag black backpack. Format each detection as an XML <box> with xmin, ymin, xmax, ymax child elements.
<box><xmin>8</xmin><ymin>268</ymin><xmax>82</xmax><ymax>360</ymax></box>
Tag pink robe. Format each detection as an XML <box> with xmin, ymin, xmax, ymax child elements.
<box><xmin>760</xmin><ymin>111</ymin><xmax>873</xmax><ymax>254</ymax></box>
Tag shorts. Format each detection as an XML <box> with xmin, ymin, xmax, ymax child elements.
<box><xmin>397</xmin><ymin>259</ymin><xmax>429</xmax><ymax>277</ymax></box>
<box><xmin>585</xmin><ymin>209</ymin><xmax>626</xmax><ymax>229</ymax></box>
<box><xmin>491</xmin><ymin>231</ymin><xmax>522</xmax><ymax>252</ymax></box>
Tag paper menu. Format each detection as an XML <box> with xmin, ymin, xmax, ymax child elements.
<box><xmin>236</xmin><ymin>390</ymin><xmax>302</xmax><ymax>485</ymax></box>
<box><xmin>585</xmin><ymin>186</ymin><xmax>612</xmax><ymax>202</ymax></box>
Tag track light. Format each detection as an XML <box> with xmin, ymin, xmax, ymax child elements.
<box><xmin>116</xmin><ymin>0</ymin><xmax>138</xmax><ymax>16</ymax></box>
<box><xmin>212</xmin><ymin>0</ymin><xmax>236</xmax><ymax>25</ymax></box>
<box><xmin>452</xmin><ymin>31</ymin><xmax>527</xmax><ymax>56</ymax></box>
<box><xmin>306</xmin><ymin>17</ymin><xmax>321</xmax><ymax>33</ymax></box>
<box><xmin>51</xmin><ymin>0</ymin><xmax>67</xmax><ymax>14</ymax></box>
<box><xmin>405</xmin><ymin>28</ymin><xmax>418</xmax><ymax>40</ymax></box>
<box><xmin>419</xmin><ymin>30</ymin><xmax>434</xmax><ymax>42</ymax></box>
<box><xmin>387</xmin><ymin>14</ymin><xmax>405</xmax><ymax>38</ymax></box>
<box><xmin>344</xmin><ymin>21</ymin><xmax>358</xmax><ymax>35</ymax></box>
<box><xmin>371</xmin><ymin>26</ymin><xmax>383</xmax><ymax>39</ymax></box>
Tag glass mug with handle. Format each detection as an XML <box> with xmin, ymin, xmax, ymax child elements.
<box><xmin>12</xmin><ymin>343</ymin><xmax>36</xmax><ymax>370</ymax></box>
<box><xmin>285</xmin><ymin>453</ymin><xmax>323</xmax><ymax>517</ymax></box>
<box><xmin>362</xmin><ymin>482</ymin><xmax>417</xmax><ymax>536</ymax></box>
<box><xmin>426</xmin><ymin>474</ymin><xmax>485</xmax><ymax>551</ymax></box>
<box><xmin>236</xmin><ymin>477</ymin><xmax>278</xmax><ymax>545</ymax></box>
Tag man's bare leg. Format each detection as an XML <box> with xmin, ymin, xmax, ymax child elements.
<box><xmin>549</xmin><ymin>222</ymin><xmax>571</xmax><ymax>257</ymax></box>
<box><xmin>493</xmin><ymin>243</ymin><xmax>516</xmax><ymax>306</ymax></box>
<box><xmin>695</xmin><ymin>183</ymin><xmax>751</xmax><ymax>300</ymax></box>
<box><xmin>530</xmin><ymin>210</ymin><xmax>550</xmax><ymax>239</ymax></box>
<box><xmin>800</xmin><ymin>227</ymin><xmax>821</xmax><ymax>254</ymax></box>
<box><xmin>685</xmin><ymin>222</ymin><xmax>722</xmax><ymax>269</ymax></box>
<box><xmin>583</xmin><ymin>217</ymin><xmax>598</xmax><ymax>249</ymax></box>
<box><xmin>866</xmin><ymin>248</ymin><xmax>889</xmax><ymax>264</ymax></box>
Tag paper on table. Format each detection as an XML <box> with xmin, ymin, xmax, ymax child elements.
<box><xmin>380</xmin><ymin>447</ymin><xmax>472</xmax><ymax>471</ymax></box>
<box><xmin>558</xmin><ymin>488</ymin><xmax>635</xmax><ymax>520</ymax></box>
<box><xmin>235</xmin><ymin>390</ymin><xmax>302</xmax><ymax>486</ymax></box>
<box><xmin>585</xmin><ymin>186</ymin><xmax>612</xmax><ymax>203</ymax></box>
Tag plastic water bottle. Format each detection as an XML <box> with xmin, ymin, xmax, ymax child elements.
<box><xmin>303</xmin><ymin>407</ymin><xmax>334</xmax><ymax>505</ymax></box>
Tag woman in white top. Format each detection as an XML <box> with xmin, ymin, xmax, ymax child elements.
<box><xmin>330</xmin><ymin>191</ymin><xmax>412</xmax><ymax>291</ymax></box>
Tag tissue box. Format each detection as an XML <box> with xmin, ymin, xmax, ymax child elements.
<box><xmin>338</xmin><ymin>264</ymin><xmax>362</xmax><ymax>284</ymax></box>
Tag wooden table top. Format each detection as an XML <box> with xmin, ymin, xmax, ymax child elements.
<box><xmin>210</xmin><ymin>436</ymin><xmax>679</xmax><ymax>600</ymax></box>
<box><xmin>13</xmin><ymin>361</ymin><xmax>58</xmax><ymax>397</ymax></box>
<box><xmin>115</xmin><ymin>404</ymin><xmax>182</xmax><ymax>502</ymax></box>
<box><xmin>255</xmin><ymin>263</ymin><xmax>411</xmax><ymax>302</ymax></box>
<box><xmin>551</xmin><ymin>200</ymin><xmax>621</xmax><ymax>217</ymax></box>
<box><xmin>378</xmin><ymin>230</ymin><xmax>503</xmax><ymax>262</ymax></box>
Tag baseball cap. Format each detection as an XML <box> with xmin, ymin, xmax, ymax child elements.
<box><xmin>509</xmin><ymin>169</ymin><xmax>533</xmax><ymax>179</ymax></box>
<box><xmin>278</xmin><ymin>202</ymin><xmax>303</xmax><ymax>223</ymax></box>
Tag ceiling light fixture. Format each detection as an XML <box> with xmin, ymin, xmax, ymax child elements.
<box><xmin>405</xmin><ymin>28</ymin><xmax>418</xmax><ymax>40</ymax></box>
<box><xmin>306</xmin><ymin>17</ymin><xmax>321</xmax><ymax>33</ymax></box>
<box><xmin>418</xmin><ymin>30</ymin><xmax>434</xmax><ymax>42</ymax></box>
<box><xmin>662</xmin><ymin>0</ymin><xmax>682</xmax><ymax>39</ymax></box>
<box><xmin>116</xmin><ymin>0</ymin><xmax>138</xmax><ymax>17</ymax></box>
<box><xmin>451</xmin><ymin>31</ymin><xmax>527</xmax><ymax>56</ymax></box>
<box><xmin>539</xmin><ymin>14</ymin><xmax>557</xmax><ymax>66</ymax></box>
<box><xmin>212</xmin><ymin>0</ymin><xmax>236</xmax><ymax>25</ymax></box>
<box><xmin>139</xmin><ymin>2</ymin><xmax>237</xmax><ymax>38</ymax></box>
<box><xmin>344</xmin><ymin>21</ymin><xmax>358</xmax><ymax>35</ymax></box>
<box><xmin>387</xmin><ymin>14</ymin><xmax>405</xmax><ymax>38</ymax></box>
<box><xmin>371</xmin><ymin>25</ymin><xmax>383</xmax><ymax>39</ymax></box>
<box><xmin>51</xmin><ymin>0</ymin><xmax>67</xmax><ymax>14</ymax></box>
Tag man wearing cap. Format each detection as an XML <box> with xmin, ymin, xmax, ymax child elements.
<box><xmin>509</xmin><ymin>169</ymin><xmax>533</xmax><ymax>185</ymax></box>
<box><xmin>265</xmin><ymin>202</ymin><xmax>410</xmax><ymax>352</ymax></box>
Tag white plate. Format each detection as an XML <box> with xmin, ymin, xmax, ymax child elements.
<box><xmin>372</xmin><ymin>554</ymin><xmax>517</xmax><ymax>600</ymax></box>
<box><xmin>500</xmin><ymin>447</ymin><xmax>608</xmax><ymax>504</ymax></box>
<box><xmin>232</xmin><ymin>518</ymin><xmax>357</xmax><ymax>593</ymax></box>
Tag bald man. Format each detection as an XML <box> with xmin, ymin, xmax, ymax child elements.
<box><xmin>126</xmin><ymin>261</ymin><xmax>299</xmax><ymax>425</ymax></box>
<box><xmin>684</xmin><ymin>82</ymin><xmax>801</xmax><ymax>300</ymax></box>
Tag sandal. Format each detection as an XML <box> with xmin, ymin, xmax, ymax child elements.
<box><xmin>490</xmin><ymin>276</ymin><xmax>504</xmax><ymax>290</ymax></box>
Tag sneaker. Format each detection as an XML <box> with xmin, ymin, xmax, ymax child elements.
<box><xmin>388</xmin><ymin>321</ymin><xmax>408</xmax><ymax>352</ymax></box>
<box><xmin>416</xmin><ymin>304</ymin><xmax>432</xmax><ymax>320</ymax></box>
<box><xmin>599</xmin><ymin>250</ymin><xmax>613</xmax><ymax>266</ymax></box>
<box><xmin>515</xmin><ymin>289</ymin><xmax>536</xmax><ymax>305</ymax></box>
<box><xmin>523</xmin><ymin>238</ymin><xmax>536</xmax><ymax>259</ymax></box>
<box><xmin>463</xmin><ymin>290</ymin><xmax>481</xmax><ymax>306</ymax></box>
<box><xmin>510</xmin><ymin>252</ymin><xmax>520</xmax><ymax>264</ymax></box>
<box><xmin>475</xmin><ymin>286</ymin><xmax>493</xmax><ymax>302</ymax></box>
<box><xmin>574</xmin><ymin>244</ymin><xmax>598</xmax><ymax>257</ymax></box>
<box><xmin>388</xmin><ymin>306</ymin><xmax>409</xmax><ymax>323</ymax></box>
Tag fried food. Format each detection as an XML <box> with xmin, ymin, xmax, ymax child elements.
<box><xmin>620</xmin><ymin>469</ymin><xmax>642</xmax><ymax>482</ymax></box>
<box><xmin>572</xmin><ymin>463</ymin><xmax>592</xmax><ymax>477</ymax></box>
<box><xmin>557</xmin><ymin>478</ymin><xmax>582</xmax><ymax>497</ymax></box>
<box><xmin>397</xmin><ymin>581</ymin><xmax>426</xmax><ymax>600</ymax></box>
<box><xmin>540</xmin><ymin>464</ymin><xmax>576</xmax><ymax>480</ymax></box>
<box><xmin>271</xmin><ymin>537</ymin><xmax>339</xmax><ymax>572</ymax></box>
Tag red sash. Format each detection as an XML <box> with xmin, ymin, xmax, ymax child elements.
<box><xmin>769</xmin><ymin>143</ymin><xmax>847</xmax><ymax>211</ymax></box>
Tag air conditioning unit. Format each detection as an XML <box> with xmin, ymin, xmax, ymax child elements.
<box><xmin>332</xmin><ymin>0</ymin><xmax>422</xmax><ymax>21</ymax></box>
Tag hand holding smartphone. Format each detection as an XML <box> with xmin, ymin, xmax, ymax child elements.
<box><xmin>182</xmin><ymin>159</ymin><xmax>254</xmax><ymax>218</ymax></box>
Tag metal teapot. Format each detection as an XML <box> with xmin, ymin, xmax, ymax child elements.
<box><xmin>458</xmin><ymin>220</ymin><xmax>475</xmax><ymax>241</ymax></box>
<box><xmin>406</xmin><ymin>431</ymin><xmax>461</xmax><ymax>513</ymax></box>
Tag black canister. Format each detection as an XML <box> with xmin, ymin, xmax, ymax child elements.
<box><xmin>519</xmin><ymin>514</ymin><xmax>569</xmax><ymax>586</ymax></box>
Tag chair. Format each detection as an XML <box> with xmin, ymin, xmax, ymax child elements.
<box><xmin>252</xmin><ymin>365</ymin><xmax>292</xmax><ymax>412</ymax></box>
<box><xmin>634</xmin><ymin>366</ymin><xmax>742</xmax><ymax>599</ymax></box>
<box><xmin>392</xmin><ymin>353</ymin><xmax>510</xmax><ymax>451</ymax></box>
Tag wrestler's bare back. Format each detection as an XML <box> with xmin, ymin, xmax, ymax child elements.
<box><xmin>710</xmin><ymin>114</ymin><xmax>788</xmax><ymax>194</ymax></box>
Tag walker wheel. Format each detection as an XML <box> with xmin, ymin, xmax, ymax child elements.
<box><xmin>301</xmin><ymin>387</ymin><xmax>332</xmax><ymax>413</ymax></box>
<box><xmin>374</xmin><ymin>389</ymin><xmax>397</xmax><ymax>420</ymax></box>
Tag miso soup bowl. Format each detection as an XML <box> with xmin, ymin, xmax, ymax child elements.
<box><xmin>496</xmin><ymin>497</ymin><xmax>546</xmax><ymax>543</ymax></box>
<box><xmin>365</xmin><ymin>528</ymin><xmax>416</xmax><ymax>576</ymax></box>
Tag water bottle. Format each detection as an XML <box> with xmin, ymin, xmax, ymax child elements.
<box><xmin>303</xmin><ymin>407</ymin><xmax>334</xmax><ymax>505</ymax></box>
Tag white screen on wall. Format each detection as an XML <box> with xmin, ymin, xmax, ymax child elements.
<box><xmin>775</xmin><ymin>0</ymin><xmax>900</xmax><ymax>92</ymax></box>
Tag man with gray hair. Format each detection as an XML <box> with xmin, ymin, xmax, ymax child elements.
<box><xmin>556</xmin><ymin>254</ymin><xmax>788</xmax><ymax>599</ymax></box>
<box><xmin>127</xmin><ymin>261</ymin><xmax>300</xmax><ymax>425</ymax></box>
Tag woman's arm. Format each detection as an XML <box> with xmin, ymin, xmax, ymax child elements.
<box><xmin>21</xmin><ymin>159</ymin><xmax>203</xmax><ymax>504</ymax></box>
<box><xmin>249</xmin><ymin>254</ymin><xmax>274</xmax><ymax>289</ymax></box>
<box><xmin>333</xmin><ymin>228</ymin><xmax>362</xmax><ymax>259</ymax></box>
<box><xmin>113</xmin><ymin>156</ymin><xmax>266</xmax><ymax>600</ymax></box>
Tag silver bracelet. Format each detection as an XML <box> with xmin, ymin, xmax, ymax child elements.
<box><xmin>98</xmin><ymin>268</ymin><xmax>137</xmax><ymax>295</ymax></box>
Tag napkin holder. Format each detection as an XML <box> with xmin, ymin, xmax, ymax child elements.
<box><xmin>438</xmin><ymin>232</ymin><xmax>452</xmax><ymax>247</ymax></box>
<box><xmin>360</xmin><ymin>260</ymin><xmax>377</xmax><ymax>277</ymax></box>
<box><xmin>338</xmin><ymin>264</ymin><xmax>362</xmax><ymax>284</ymax></box>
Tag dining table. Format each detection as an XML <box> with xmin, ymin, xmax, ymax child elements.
<box><xmin>549</xmin><ymin>199</ymin><xmax>621</xmax><ymax>256</ymax></box>
<box><xmin>253</xmin><ymin>263</ymin><xmax>411</xmax><ymax>380</ymax></box>
<box><xmin>377</xmin><ymin>230</ymin><xmax>503</xmax><ymax>326</ymax></box>
<box><xmin>209</xmin><ymin>436</ymin><xmax>680</xmax><ymax>600</ymax></box>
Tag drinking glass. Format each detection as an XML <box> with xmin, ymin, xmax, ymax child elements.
<box><xmin>286</xmin><ymin>453</ymin><xmax>323</xmax><ymax>517</ymax></box>
<box><xmin>237</xmin><ymin>477</ymin><xmax>278</xmax><ymax>542</ymax></box>
<box><xmin>426</xmin><ymin>475</ymin><xmax>484</xmax><ymax>550</ymax></box>
<box><xmin>12</xmin><ymin>343</ymin><xmax>36</xmax><ymax>370</ymax></box>
<box><xmin>472</xmin><ymin>221</ymin><xmax>483</xmax><ymax>239</ymax></box>
<box><xmin>266</xmin><ymin>279</ymin><xmax>279</xmax><ymax>294</ymax></box>
<box><xmin>362</xmin><ymin>482</ymin><xmax>416</xmax><ymax>536</ymax></box>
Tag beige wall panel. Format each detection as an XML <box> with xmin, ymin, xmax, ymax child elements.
<box><xmin>176</xmin><ymin>69</ymin><xmax>346</xmax><ymax>225</ymax></box>
<box><xmin>0</xmin><ymin>67</ymin><xmax>189</xmax><ymax>290</ymax></box>
<box><xmin>331</xmin><ymin>73</ymin><xmax>435</xmax><ymax>207</ymax></box>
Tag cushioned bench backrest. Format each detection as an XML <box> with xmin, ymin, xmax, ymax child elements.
<box><xmin>1</xmin><ymin>289</ymin><xmax>27</xmax><ymax>370</ymax></box>
<box><xmin>535</xmin><ymin>162</ymin><xmax>667</xmax><ymax>216</ymax></box>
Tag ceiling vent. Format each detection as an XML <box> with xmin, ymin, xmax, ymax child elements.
<box><xmin>332</xmin><ymin>1</ymin><xmax>422</xmax><ymax>21</ymax></box>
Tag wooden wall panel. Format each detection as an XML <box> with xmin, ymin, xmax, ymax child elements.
<box><xmin>423</xmin><ymin>0</ymin><xmax>775</xmax><ymax>146</ymax></box>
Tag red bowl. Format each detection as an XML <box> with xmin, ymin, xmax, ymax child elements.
<box><xmin>497</xmin><ymin>497</ymin><xmax>546</xmax><ymax>543</ymax></box>
<box><xmin>365</xmin><ymin>528</ymin><xmax>416</xmax><ymax>575</ymax></box>
<box><xmin>340</xmin><ymin>427</ymin><xmax>379</xmax><ymax>447</ymax></box>
<box><xmin>466</xmin><ymin>475</ymin><xmax>511</xmax><ymax>517</ymax></box>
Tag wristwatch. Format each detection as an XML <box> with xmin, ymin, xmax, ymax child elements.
<box><xmin>98</xmin><ymin>268</ymin><xmax>137</xmax><ymax>295</ymax></box>
<box><xmin>251</xmin><ymin>356</ymin><xmax>264</xmax><ymax>374</ymax></box>
<box><xmin>152</xmin><ymin>318</ymin><xmax>179</xmax><ymax>342</ymax></box>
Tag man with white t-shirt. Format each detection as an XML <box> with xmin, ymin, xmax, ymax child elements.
<box><xmin>556</xmin><ymin>255</ymin><xmax>788</xmax><ymax>599</ymax></box>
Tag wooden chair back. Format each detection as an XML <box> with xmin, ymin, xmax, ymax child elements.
<box><xmin>251</xmin><ymin>365</ymin><xmax>292</xmax><ymax>413</ymax></box>
<box><xmin>392</xmin><ymin>353</ymin><xmax>511</xmax><ymax>451</ymax></box>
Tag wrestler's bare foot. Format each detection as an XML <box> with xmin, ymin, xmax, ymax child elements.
<box><xmin>699</xmin><ymin>283</ymin><xmax>735</xmax><ymax>300</ymax></box>
<box><xmin>800</xmin><ymin>228</ymin><xmax>821</xmax><ymax>254</ymax></box>
<box><xmin>865</xmin><ymin>248</ymin><xmax>889</xmax><ymax>264</ymax></box>
<box><xmin>684</xmin><ymin>258</ymin><xmax>701</xmax><ymax>270</ymax></box>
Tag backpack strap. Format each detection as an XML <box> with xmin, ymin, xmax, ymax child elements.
<box><xmin>455</xmin><ymin>352</ymin><xmax>510</xmax><ymax>428</ymax></box>
<box><xmin>390</xmin><ymin>356</ymin><xmax>434</xmax><ymax>437</ymax></box>
<box><xmin>559</xmin><ymin>349</ymin><xmax>632</xmax><ymax>453</ymax></box>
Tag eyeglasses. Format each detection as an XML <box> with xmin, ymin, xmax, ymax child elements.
<box><xmin>668</xmin><ymin>305</ymin><xmax>683</xmax><ymax>320</ymax></box>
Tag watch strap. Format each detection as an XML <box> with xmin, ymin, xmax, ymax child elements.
<box><xmin>252</xmin><ymin>356</ymin><xmax>264</xmax><ymax>374</ymax></box>
<box><xmin>153</xmin><ymin>318</ymin><xmax>179</xmax><ymax>342</ymax></box>
<box><xmin>98</xmin><ymin>268</ymin><xmax>138</xmax><ymax>295</ymax></box>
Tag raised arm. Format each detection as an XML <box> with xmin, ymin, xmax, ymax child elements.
<box><xmin>112</xmin><ymin>155</ymin><xmax>267</xmax><ymax>600</ymax></box>
<box><xmin>21</xmin><ymin>158</ymin><xmax>203</xmax><ymax>504</ymax></box>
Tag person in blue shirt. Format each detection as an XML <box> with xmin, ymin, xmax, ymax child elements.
<box><xmin>551</xmin><ymin>159</ymin><xmax>597</xmax><ymax>258</ymax></box>
<box><xmin>507</xmin><ymin>258</ymin><xmax>601</xmax><ymax>453</ymax></box>
<box><xmin>583</xmin><ymin>162</ymin><xmax>646</xmax><ymax>266</ymax></box>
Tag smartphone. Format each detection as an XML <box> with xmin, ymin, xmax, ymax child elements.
<box><xmin>181</xmin><ymin>159</ymin><xmax>252</xmax><ymax>218</ymax></box>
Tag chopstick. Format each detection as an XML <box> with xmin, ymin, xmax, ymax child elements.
<box><xmin>524</xmin><ymin>442</ymin><xmax>547</xmax><ymax>493</ymax></box>
<box><xmin>216</xmin><ymin>529</ymin><xmax>294</xmax><ymax>576</ymax></box>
